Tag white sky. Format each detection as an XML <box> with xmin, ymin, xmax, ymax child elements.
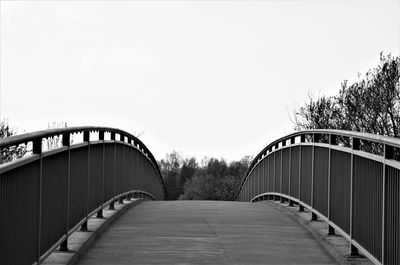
<box><xmin>1</xmin><ymin>1</ymin><xmax>399</xmax><ymax>162</ymax></box>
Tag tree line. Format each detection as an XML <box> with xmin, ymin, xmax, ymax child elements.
<box><xmin>158</xmin><ymin>151</ymin><xmax>252</xmax><ymax>201</ymax></box>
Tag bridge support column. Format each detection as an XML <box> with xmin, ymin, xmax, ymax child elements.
<box><xmin>59</xmin><ymin>238</ymin><xmax>68</xmax><ymax>251</ymax></box>
<box><xmin>288</xmin><ymin>200</ymin><xmax>295</xmax><ymax>207</ymax></box>
<box><xmin>350</xmin><ymin>244</ymin><xmax>360</xmax><ymax>256</ymax></box>
<box><xmin>328</xmin><ymin>225</ymin><xmax>335</xmax><ymax>235</ymax></box>
<box><xmin>119</xmin><ymin>197</ymin><xmax>124</xmax><ymax>204</ymax></box>
<box><xmin>311</xmin><ymin>212</ymin><xmax>318</xmax><ymax>221</ymax></box>
<box><xmin>97</xmin><ymin>209</ymin><xmax>103</xmax><ymax>218</ymax></box>
<box><xmin>80</xmin><ymin>221</ymin><xmax>88</xmax><ymax>231</ymax></box>
<box><xmin>299</xmin><ymin>204</ymin><xmax>305</xmax><ymax>212</ymax></box>
<box><xmin>109</xmin><ymin>200</ymin><xmax>115</xmax><ymax>210</ymax></box>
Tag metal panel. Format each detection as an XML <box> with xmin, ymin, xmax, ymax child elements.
<box><xmin>282</xmin><ymin>149</ymin><xmax>290</xmax><ymax>195</ymax></box>
<box><xmin>40</xmin><ymin>152</ymin><xmax>69</xmax><ymax>255</ymax></box>
<box><xmin>313</xmin><ymin>147</ymin><xmax>329</xmax><ymax>216</ymax></box>
<box><xmin>353</xmin><ymin>155</ymin><xmax>383</xmax><ymax>262</ymax></box>
<box><xmin>115</xmin><ymin>144</ymin><xmax>124</xmax><ymax>194</ymax></box>
<box><xmin>104</xmin><ymin>143</ymin><xmax>115</xmax><ymax>200</ymax></box>
<box><xmin>248</xmin><ymin>172</ymin><xmax>254</xmax><ymax>200</ymax></box>
<box><xmin>330</xmin><ymin>150</ymin><xmax>351</xmax><ymax>234</ymax></box>
<box><xmin>265</xmin><ymin>156</ymin><xmax>270</xmax><ymax>192</ymax></box>
<box><xmin>126</xmin><ymin>146</ymin><xmax>132</xmax><ymax>191</ymax></box>
<box><xmin>384</xmin><ymin>165</ymin><xmax>400</xmax><ymax>265</ymax></box>
<box><xmin>132</xmin><ymin>148</ymin><xmax>139</xmax><ymax>191</ymax></box>
<box><xmin>300</xmin><ymin>146</ymin><xmax>312</xmax><ymax>205</ymax></box>
<box><xmin>0</xmin><ymin>161</ymin><xmax>40</xmax><ymax>265</ymax></box>
<box><xmin>260</xmin><ymin>156</ymin><xmax>267</xmax><ymax>193</ymax></box>
<box><xmin>69</xmin><ymin>147</ymin><xmax>88</xmax><ymax>231</ymax></box>
<box><xmin>290</xmin><ymin>146</ymin><xmax>300</xmax><ymax>199</ymax></box>
<box><xmin>88</xmin><ymin>144</ymin><xmax>104</xmax><ymax>213</ymax></box>
<box><xmin>275</xmin><ymin>150</ymin><xmax>282</xmax><ymax>193</ymax></box>
<box><xmin>269</xmin><ymin>155</ymin><xmax>274</xmax><ymax>193</ymax></box>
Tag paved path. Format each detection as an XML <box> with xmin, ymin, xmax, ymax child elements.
<box><xmin>76</xmin><ymin>201</ymin><xmax>338</xmax><ymax>265</ymax></box>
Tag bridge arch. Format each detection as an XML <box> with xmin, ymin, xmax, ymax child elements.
<box><xmin>236</xmin><ymin>129</ymin><xmax>400</xmax><ymax>265</ymax></box>
<box><xmin>0</xmin><ymin>126</ymin><xmax>167</xmax><ymax>265</ymax></box>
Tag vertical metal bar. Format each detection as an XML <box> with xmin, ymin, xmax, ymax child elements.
<box><xmin>288</xmin><ymin>144</ymin><xmax>291</xmax><ymax>196</ymax></box>
<box><xmin>310</xmin><ymin>134</ymin><xmax>317</xmax><ymax>221</ymax></box>
<box><xmin>136</xmin><ymin>144</ymin><xmax>139</xmax><ymax>193</ymax></box>
<box><xmin>257</xmin><ymin>161</ymin><xmax>260</xmax><ymax>196</ymax></box>
<box><xmin>81</xmin><ymin>131</ymin><xmax>90</xmax><ymax>231</ymax></box>
<box><xmin>382</xmin><ymin>144</ymin><xmax>393</xmax><ymax>264</ymax></box>
<box><xmin>299</xmin><ymin>135</ymin><xmax>304</xmax><ymax>212</ymax></box>
<box><xmin>60</xmin><ymin>133</ymin><xmax>71</xmax><ymax>251</ymax></box>
<box><xmin>109</xmin><ymin>132</ymin><xmax>116</xmax><ymax>210</ymax></box>
<box><xmin>328</xmin><ymin>134</ymin><xmax>334</xmax><ymax>235</ymax></box>
<box><xmin>273</xmin><ymin>151</ymin><xmax>277</xmax><ymax>200</ymax></box>
<box><xmin>122</xmin><ymin>136</ymin><xmax>126</xmax><ymax>194</ymax></box>
<box><xmin>280</xmin><ymin>142</ymin><xmax>284</xmax><ymax>203</ymax></box>
<box><xmin>288</xmin><ymin>139</ymin><xmax>293</xmax><ymax>206</ymax></box>
<box><xmin>33</xmin><ymin>139</ymin><xmax>43</xmax><ymax>264</ymax></box>
<box><xmin>262</xmin><ymin>154</ymin><xmax>265</xmax><ymax>195</ymax></box>
<box><xmin>130</xmin><ymin>140</ymin><xmax>133</xmax><ymax>194</ymax></box>
<box><xmin>350</xmin><ymin>137</ymin><xmax>360</xmax><ymax>255</ymax></box>
<box><xmin>113</xmin><ymin>133</ymin><xmax>116</xmax><ymax>200</ymax></box>
<box><xmin>97</xmin><ymin>131</ymin><xmax>105</xmax><ymax>218</ymax></box>
<box><xmin>141</xmin><ymin>149</ymin><xmax>144</xmax><ymax>192</ymax></box>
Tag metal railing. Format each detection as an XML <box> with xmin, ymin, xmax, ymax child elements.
<box><xmin>0</xmin><ymin>126</ymin><xmax>167</xmax><ymax>265</ymax></box>
<box><xmin>236</xmin><ymin>129</ymin><xmax>400</xmax><ymax>265</ymax></box>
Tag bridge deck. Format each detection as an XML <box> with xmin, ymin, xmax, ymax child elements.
<box><xmin>76</xmin><ymin>201</ymin><xmax>337</xmax><ymax>265</ymax></box>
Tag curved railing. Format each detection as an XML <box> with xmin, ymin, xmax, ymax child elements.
<box><xmin>236</xmin><ymin>129</ymin><xmax>400</xmax><ymax>265</ymax></box>
<box><xmin>0</xmin><ymin>126</ymin><xmax>167</xmax><ymax>265</ymax></box>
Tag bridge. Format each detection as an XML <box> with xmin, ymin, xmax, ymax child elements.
<box><xmin>0</xmin><ymin>127</ymin><xmax>399</xmax><ymax>265</ymax></box>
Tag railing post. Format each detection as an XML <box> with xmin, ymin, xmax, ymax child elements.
<box><xmin>33</xmin><ymin>138</ymin><xmax>43</xmax><ymax>264</ymax></box>
<box><xmin>273</xmin><ymin>151</ymin><xmax>278</xmax><ymax>201</ymax></box>
<box><xmin>141</xmin><ymin>149</ymin><xmax>145</xmax><ymax>195</ymax></box>
<box><xmin>129</xmin><ymin>139</ymin><xmax>133</xmax><ymax>197</ymax></box>
<box><xmin>328</xmin><ymin>134</ymin><xmax>335</xmax><ymax>235</ymax></box>
<box><xmin>109</xmin><ymin>132</ymin><xmax>116</xmax><ymax>210</ymax></box>
<box><xmin>262</xmin><ymin>154</ymin><xmax>265</xmax><ymax>196</ymax></box>
<box><xmin>257</xmin><ymin>159</ymin><xmax>260</xmax><ymax>198</ymax></box>
<box><xmin>97</xmin><ymin>130</ymin><xmax>105</xmax><ymax>219</ymax></box>
<box><xmin>288</xmin><ymin>137</ymin><xmax>294</xmax><ymax>206</ymax></box>
<box><xmin>299</xmin><ymin>135</ymin><xmax>304</xmax><ymax>212</ymax></box>
<box><xmin>135</xmin><ymin>144</ymin><xmax>139</xmax><ymax>199</ymax></box>
<box><xmin>350</xmin><ymin>137</ymin><xmax>360</xmax><ymax>256</ymax></box>
<box><xmin>80</xmin><ymin>131</ymin><xmax>90</xmax><ymax>232</ymax></box>
<box><xmin>122</xmin><ymin>135</ymin><xmax>126</xmax><ymax>196</ymax></box>
<box><xmin>109</xmin><ymin>200</ymin><xmax>115</xmax><ymax>211</ymax></box>
<box><xmin>382</xmin><ymin>144</ymin><xmax>393</xmax><ymax>264</ymax></box>
<box><xmin>60</xmin><ymin>133</ymin><xmax>71</xmax><ymax>251</ymax></box>
<box><xmin>311</xmin><ymin>134</ymin><xmax>317</xmax><ymax>221</ymax></box>
<box><xmin>280</xmin><ymin>141</ymin><xmax>285</xmax><ymax>203</ymax></box>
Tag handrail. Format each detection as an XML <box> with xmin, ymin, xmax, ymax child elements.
<box><xmin>0</xmin><ymin>126</ymin><xmax>166</xmax><ymax>198</ymax></box>
<box><xmin>238</xmin><ymin>129</ymin><xmax>400</xmax><ymax>197</ymax></box>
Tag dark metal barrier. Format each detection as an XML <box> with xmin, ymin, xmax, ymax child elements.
<box><xmin>0</xmin><ymin>126</ymin><xmax>167</xmax><ymax>265</ymax></box>
<box><xmin>236</xmin><ymin>129</ymin><xmax>400</xmax><ymax>265</ymax></box>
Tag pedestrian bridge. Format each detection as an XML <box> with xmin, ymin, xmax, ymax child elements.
<box><xmin>1</xmin><ymin>127</ymin><xmax>399</xmax><ymax>265</ymax></box>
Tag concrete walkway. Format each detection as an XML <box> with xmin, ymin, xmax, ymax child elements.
<box><xmin>76</xmin><ymin>201</ymin><xmax>338</xmax><ymax>265</ymax></box>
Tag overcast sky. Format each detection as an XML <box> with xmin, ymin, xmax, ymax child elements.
<box><xmin>1</xmin><ymin>1</ymin><xmax>399</xmax><ymax>162</ymax></box>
